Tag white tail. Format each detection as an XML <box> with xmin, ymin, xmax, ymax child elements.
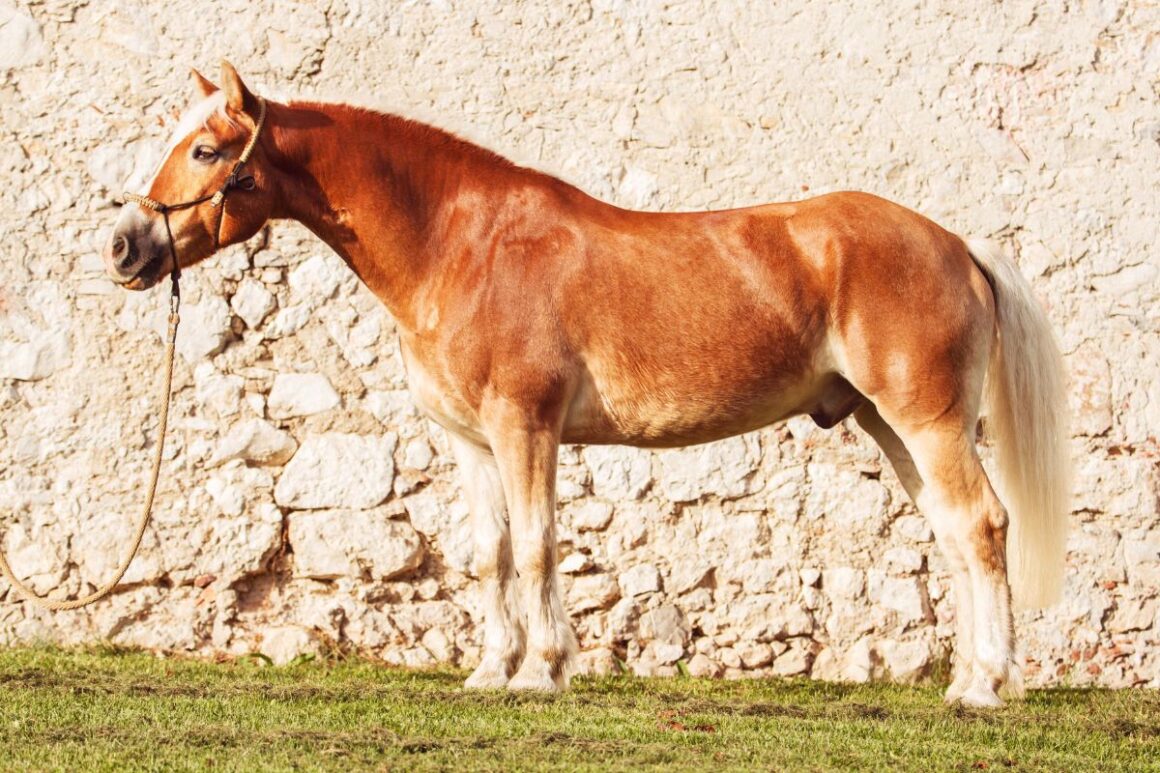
<box><xmin>967</xmin><ymin>239</ymin><xmax>1071</xmax><ymax>609</ymax></box>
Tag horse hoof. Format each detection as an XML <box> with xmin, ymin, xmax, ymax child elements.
<box><xmin>959</xmin><ymin>684</ymin><xmax>1006</xmax><ymax>709</ymax></box>
<box><xmin>943</xmin><ymin>674</ymin><xmax>971</xmax><ymax>705</ymax></box>
<box><xmin>464</xmin><ymin>663</ymin><xmax>511</xmax><ymax>690</ymax></box>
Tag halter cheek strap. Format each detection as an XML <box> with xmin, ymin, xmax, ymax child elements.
<box><xmin>122</xmin><ymin>97</ymin><xmax>268</xmax><ymax>287</ymax></box>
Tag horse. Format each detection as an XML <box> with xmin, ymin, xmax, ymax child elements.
<box><xmin>102</xmin><ymin>62</ymin><xmax>1069</xmax><ymax>708</ymax></box>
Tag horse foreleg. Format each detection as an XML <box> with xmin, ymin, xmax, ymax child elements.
<box><xmin>483</xmin><ymin>402</ymin><xmax>576</xmax><ymax>692</ymax></box>
<box><xmin>450</xmin><ymin>433</ymin><xmax>526</xmax><ymax>689</ymax></box>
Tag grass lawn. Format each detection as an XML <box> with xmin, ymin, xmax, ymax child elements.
<box><xmin>0</xmin><ymin>648</ymin><xmax>1156</xmax><ymax>771</ymax></box>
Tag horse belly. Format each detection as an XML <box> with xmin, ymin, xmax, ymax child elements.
<box><xmin>562</xmin><ymin>353</ymin><xmax>822</xmax><ymax>448</ymax></box>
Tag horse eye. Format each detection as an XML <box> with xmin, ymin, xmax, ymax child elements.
<box><xmin>192</xmin><ymin>145</ymin><xmax>218</xmax><ymax>162</ymax></box>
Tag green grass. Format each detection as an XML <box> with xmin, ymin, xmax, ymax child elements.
<box><xmin>0</xmin><ymin>648</ymin><xmax>1156</xmax><ymax>771</ymax></box>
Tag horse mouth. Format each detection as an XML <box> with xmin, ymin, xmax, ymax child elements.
<box><xmin>117</xmin><ymin>255</ymin><xmax>167</xmax><ymax>291</ymax></box>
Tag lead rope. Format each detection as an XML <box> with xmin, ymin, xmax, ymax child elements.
<box><xmin>0</xmin><ymin>275</ymin><xmax>181</xmax><ymax>611</ymax></box>
<box><xmin>0</xmin><ymin>96</ymin><xmax>266</xmax><ymax>611</ymax></box>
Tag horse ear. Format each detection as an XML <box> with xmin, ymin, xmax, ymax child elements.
<box><xmin>220</xmin><ymin>59</ymin><xmax>259</xmax><ymax>116</ymax></box>
<box><xmin>190</xmin><ymin>68</ymin><xmax>218</xmax><ymax>100</ymax></box>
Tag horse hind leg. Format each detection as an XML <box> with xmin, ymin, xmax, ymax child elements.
<box><xmin>899</xmin><ymin>419</ymin><xmax>1017</xmax><ymax>707</ymax></box>
<box><xmin>855</xmin><ymin>404</ymin><xmax>977</xmax><ymax>703</ymax></box>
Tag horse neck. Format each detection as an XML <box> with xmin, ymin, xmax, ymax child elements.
<box><xmin>267</xmin><ymin>100</ymin><xmax>524</xmax><ymax>331</ymax></box>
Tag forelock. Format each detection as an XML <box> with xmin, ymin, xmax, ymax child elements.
<box><xmin>166</xmin><ymin>92</ymin><xmax>239</xmax><ymax>151</ymax></box>
<box><xmin>138</xmin><ymin>92</ymin><xmax>240</xmax><ymax>194</ymax></box>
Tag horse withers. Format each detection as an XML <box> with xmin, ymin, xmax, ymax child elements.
<box><xmin>103</xmin><ymin>62</ymin><xmax>1070</xmax><ymax>708</ymax></box>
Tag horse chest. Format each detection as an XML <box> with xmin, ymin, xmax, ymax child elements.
<box><xmin>398</xmin><ymin>340</ymin><xmax>487</xmax><ymax>444</ymax></box>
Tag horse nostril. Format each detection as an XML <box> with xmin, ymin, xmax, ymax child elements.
<box><xmin>112</xmin><ymin>236</ymin><xmax>138</xmax><ymax>271</ymax></box>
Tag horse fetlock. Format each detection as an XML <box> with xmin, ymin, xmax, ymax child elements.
<box><xmin>998</xmin><ymin>658</ymin><xmax>1026</xmax><ymax>701</ymax></box>
<box><xmin>464</xmin><ymin>650</ymin><xmax>523</xmax><ymax>690</ymax></box>
<box><xmin>507</xmin><ymin>652</ymin><xmax>569</xmax><ymax>692</ymax></box>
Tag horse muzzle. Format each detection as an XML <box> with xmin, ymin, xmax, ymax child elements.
<box><xmin>103</xmin><ymin>212</ymin><xmax>168</xmax><ymax>290</ymax></box>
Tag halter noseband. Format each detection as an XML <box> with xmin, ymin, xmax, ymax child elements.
<box><xmin>122</xmin><ymin>97</ymin><xmax>268</xmax><ymax>294</ymax></box>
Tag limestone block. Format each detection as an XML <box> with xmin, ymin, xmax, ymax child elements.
<box><xmin>288</xmin><ymin>508</ymin><xmax>423</xmax><ymax>580</ymax></box>
<box><xmin>401</xmin><ymin>492</ymin><xmax>472</xmax><ymax>574</ymax></box>
<box><xmin>321</xmin><ymin>303</ymin><xmax>382</xmax><ymax>368</ymax></box>
<box><xmin>638</xmin><ymin>604</ymin><xmax>690</xmax><ymax>646</ymax></box>
<box><xmin>582</xmin><ymin>445</ymin><xmax>652</xmax><ymax>500</ymax></box>
<box><xmin>209</xmin><ymin>419</ymin><xmax>298</xmax><ymax>467</ymax></box>
<box><xmin>735</xmin><ymin>640</ymin><xmax>773</xmax><ymax>669</ymax></box>
<box><xmin>108</xmin><ymin>589</ymin><xmax>201</xmax><ymax>652</ymax></box>
<box><xmin>810</xmin><ymin>647</ymin><xmax>840</xmax><ymax>681</ymax></box>
<box><xmin>823</xmin><ymin>567</ymin><xmax>866</xmax><ymax>599</ymax></box>
<box><xmin>730</xmin><ymin>558</ymin><xmax>790</xmax><ymax>595</ymax></box>
<box><xmin>569</xmin><ymin>573</ymin><xmax>620</xmax><ymax>613</ymax></box>
<box><xmin>177</xmin><ymin>297</ymin><xmax>232</xmax><ymax>363</ymax></box>
<box><xmin>559</xmin><ymin>552</ymin><xmax>593</xmax><ymax>574</ymax></box>
<box><xmin>686</xmin><ymin>652</ymin><xmax>723</xmax><ymax>678</ymax></box>
<box><xmin>893</xmin><ymin>515</ymin><xmax>933</xmax><ymax>543</ymax></box>
<box><xmin>841</xmin><ymin>638</ymin><xmax>879</xmax><ymax>683</ymax></box>
<box><xmin>717</xmin><ymin>647</ymin><xmax>741</xmax><ymax>670</ymax></box>
<box><xmin>1</xmin><ymin>521</ymin><xmax>70</xmax><ymax>595</ymax></box>
<box><xmin>868</xmin><ymin>573</ymin><xmax>931</xmax><ymax>628</ymax></box>
<box><xmin>267</xmin><ymin>373</ymin><xmax>341</xmax><ymax>419</ymax></box>
<box><xmin>194</xmin><ymin>364</ymin><xmax>244</xmax><ymax>419</ymax></box>
<box><xmin>401</xmin><ymin>491</ymin><xmax>448</xmax><ymax>537</ymax></box>
<box><xmin>884</xmin><ymin>547</ymin><xmax>924</xmax><ymax>574</ymax></box>
<box><xmin>576</xmin><ymin>647</ymin><xmax>617</xmax><ymax>676</ymax></box>
<box><xmin>877</xmin><ymin>637</ymin><xmax>933</xmax><ymax>683</ymax></box>
<box><xmin>274</xmin><ymin>432</ymin><xmax>397</xmax><ymax>509</ymax></box>
<box><xmin>0</xmin><ymin>5</ymin><xmax>44</xmax><ymax>68</ymax></box>
<box><xmin>231</xmin><ymin>278</ymin><xmax>277</xmax><ymax>329</ymax></box>
<box><xmin>670</xmin><ymin>562</ymin><xmax>713</xmax><ymax>594</ymax></box>
<box><xmin>366</xmin><ymin>390</ymin><xmax>421</xmax><ymax>428</ymax></box>
<box><xmin>266</xmin><ymin>304</ymin><xmax>312</xmax><ymax>338</ymax></box>
<box><xmin>649</xmin><ymin>641</ymin><xmax>685</xmax><ymax>665</ymax></box>
<box><xmin>1067</xmin><ymin>343</ymin><xmax>1113</xmax><ymax>436</ymax></box>
<box><xmin>1122</xmin><ymin>532</ymin><xmax>1160</xmax><ymax>590</ymax></box>
<box><xmin>402</xmin><ymin>438</ymin><xmax>433</xmax><ymax>471</ymax></box>
<box><xmin>569</xmin><ymin>500</ymin><xmax>614</xmax><ymax>532</ymax></box>
<box><xmin>0</xmin><ymin>337</ymin><xmax>61</xmax><ymax>381</ymax></box>
<box><xmin>421</xmin><ymin>627</ymin><xmax>456</xmax><ymax>662</ymax></box>
<box><xmin>619</xmin><ymin>563</ymin><xmax>661</xmax><ymax>597</ymax></box>
<box><xmin>772</xmin><ymin>640</ymin><xmax>815</xmax><ymax>677</ymax></box>
<box><xmin>606</xmin><ymin>597</ymin><xmax>640</xmax><ymax>639</ymax></box>
<box><xmin>729</xmin><ymin>595</ymin><xmax>814</xmax><ymax>641</ymax></box>
<box><xmin>655</xmin><ymin>435</ymin><xmax>760</xmax><ymax>502</ymax></box>
<box><xmin>1107</xmin><ymin>596</ymin><xmax>1158</xmax><ymax>634</ymax></box>
<box><xmin>262</xmin><ymin>626</ymin><xmax>320</xmax><ymax>666</ymax></box>
<box><xmin>804</xmin><ymin>463</ymin><xmax>890</xmax><ymax>528</ymax></box>
<box><xmin>289</xmin><ymin>255</ymin><xmax>343</xmax><ymax>307</ymax></box>
<box><xmin>191</xmin><ymin>500</ymin><xmax>284</xmax><ymax>583</ymax></box>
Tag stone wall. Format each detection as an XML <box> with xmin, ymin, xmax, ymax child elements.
<box><xmin>1</xmin><ymin>0</ymin><xmax>1157</xmax><ymax>687</ymax></box>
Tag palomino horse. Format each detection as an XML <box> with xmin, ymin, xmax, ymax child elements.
<box><xmin>103</xmin><ymin>63</ymin><xmax>1069</xmax><ymax>708</ymax></box>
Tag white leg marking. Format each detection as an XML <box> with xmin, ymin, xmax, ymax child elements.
<box><xmin>449</xmin><ymin>433</ymin><xmax>526</xmax><ymax>689</ymax></box>
<box><xmin>484</xmin><ymin>413</ymin><xmax>575</xmax><ymax>692</ymax></box>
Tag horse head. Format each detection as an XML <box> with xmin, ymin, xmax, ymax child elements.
<box><xmin>103</xmin><ymin>61</ymin><xmax>274</xmax><ymax>290</ymax></box>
